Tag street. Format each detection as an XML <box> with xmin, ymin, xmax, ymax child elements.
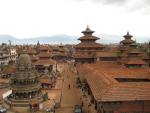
<box><xmin>56</xmin><ymin>63</ymin><xmax>82</xmax><ymax>113</ymax></box>
<box><xmin>55</xmin><ymin>63</ymin><xmax>97</xmax><ymax>113</ymax></box>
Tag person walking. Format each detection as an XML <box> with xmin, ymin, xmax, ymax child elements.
<box><xmin>81</xmin><ymin>101</ymin><xmax>84</xmax><ymax>107</ymax></box>
<box><xmin>68</xmin><ymin>84</ymin><xmax>70</xmax><ymax>89</ymax></box>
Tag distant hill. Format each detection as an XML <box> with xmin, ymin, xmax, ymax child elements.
<box><xmin>0</xmin><ymin>34</ymin><xmax>149</xmax><ymax>45</ymax></box>
<box><xmin>0</xmin><ymin>35</ymin><xmax>79</xmax><ymax>45</ymax></box>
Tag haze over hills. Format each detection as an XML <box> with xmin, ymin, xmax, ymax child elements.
<box><xmin>0</xmin><ymin>34</ymin><xmax>149</xmax><ymax>45</ymax></box>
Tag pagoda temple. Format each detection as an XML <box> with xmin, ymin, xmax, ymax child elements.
<box><xmin>119</xmin><ymin>31</ymin><xmax>135</xmax><ymax>52</ymax></box>
<box><xmin>74</xmin><ymin>26</ymin><xmax>104</xmax><ymax>63</ymax></box>
<box><xmin>51</xmin><ymin>44</ymin><xmax>67</xmax><ymax>61</ymax></box>
<box><xmin>119</xmin><ymin>32</ymin><xmax>147</xmax><ymax>67</ymax></box>
<box><xmin>5</xmin><ymin>52</ymin><xmax>43</xmax><ymax>111</ymax></box>
<box><xmin>121</xmin><ymin>31</ymin><xmax>135</xmax><ymax>45</ymax></box>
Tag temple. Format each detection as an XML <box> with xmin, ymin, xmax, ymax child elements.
<box><xmin>76</xmin><ymin>30</ymin><xmax>150</xmax><ymax>113</ymax></box>
<box><xmin>74</xmin><ymin>26</ymin><xmax>104</xmax><ymax>63</ymax></box>
<box><xmin>5</xmin><ymin>51</ymin><xmax>43</xmax><ymax>111</ymax></box>
<box><xmin>119</xmin><ymin>31</ymin><xmax>147</xmax><ymax>67</ymax></box>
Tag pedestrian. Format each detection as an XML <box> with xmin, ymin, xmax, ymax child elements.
<box><xmin>81</xmin><ymin>101</ymin><xmax>84</xmax><ymax>107</ymax></box>
<box><xmin>68</xmin><ymin>84</ymin><xmax>70</xmax><ymax>89</ymax></box>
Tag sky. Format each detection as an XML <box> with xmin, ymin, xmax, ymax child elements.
<box><xmin>0</xmin><ymin>0</ymin><xmax>150</xmax><ymax>39</ymax></box>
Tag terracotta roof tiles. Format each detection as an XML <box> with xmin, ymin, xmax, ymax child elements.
<box><xmin>38</xmin><ymin>52</ymin><xmax>52</xmax><ymax>58</ymax></box>
<box><xmin>34</xmin><ymin>59</ymin><xmax>55</xmax><ymax>65</ymax></box>
<box><xmin>78</xmin><ymin>35</ymin><xmax>99</xmax><ymax>40</ymax></box>
<box><xmin>96</xmin><ymin>52</ymin><xmax>118</xmax><ymax>57</ymax></box>
<box><xmin>77</xmin><ymin>62</ymin><xmax>150</xmax><ymax>102</ymax></box>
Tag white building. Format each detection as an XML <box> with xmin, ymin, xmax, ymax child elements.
<box><xmin>0</xmin><ymin>44</ymin><xmax>18</xmax><ymax>69</ymax></box>
<box><xmin>8</xmin><ymin>47</ymin><xmax>18</xmax><ymax>63</ymax></box>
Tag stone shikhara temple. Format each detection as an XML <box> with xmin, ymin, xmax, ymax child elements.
<box><xmin>5</xmin><ymin>51</ymin><xmax>43</xmax><ymax>111</ymax></box>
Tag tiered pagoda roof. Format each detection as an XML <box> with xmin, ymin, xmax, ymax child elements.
<box><xmin>128</xmin><ymin>48</ymin><xmax>141</xmax><ymax>54</ymax></box>
<box><xmin>75</xmin><ymin>26</ymin><xmax>104</xmax><ymax>49</ymax></box>
<box><xmin>78</xmin><ymin>26</ymin><xmax>99</xmax><ymax>41</ymax></box>
<box><xmin>75</xmin><ymin>42</ymin><xmax>103</xmax><ymax>48</ymax></box>
<box><xmin>118</xmin><ymin>32</ymin><xmax>147</xmax><ymax>66</ymax></box>
<box><xmin>120</xmin><ymin>31</ymin><xmax>135</xmax><ymax>45</ymax></box>
<box><xmin>125</xmin><ymin>57</ymin><xmax>146</xmax><ymax>65</ymax></box>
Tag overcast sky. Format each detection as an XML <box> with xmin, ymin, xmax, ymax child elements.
<box><xmin>0</xmin><ymin>0</ymin><xmax>150</xmax><ymax>39</ymax></box>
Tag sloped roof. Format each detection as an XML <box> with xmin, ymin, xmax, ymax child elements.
<box><xmin>125</xmin><ymin>58</ymin><xmax>146</xmax><ymax>65</ymax></box>
<box><xmin>77</xmin><ymin>62</ymin><xmax>150</xmax><ymax>102</ymax></box>
<box><xmin>96</xmin><ymin>52</ymin><xmax>118</xmax><ymax>57</ymax></box>
<box><xmin>3</xmin><ymin>64</ymin><xmax>16</xmax><ymax>74</ymax></box>
<box><xmin>128</xmin><ymin>49</ymin><xmax>142</xmax><ymax>54</ymax></box>
<box><xmin>75</xmin><ymin>42</ymin><xmax>104</xmax><ymax>48</ymax></box>
<box><xmin>38</xmin><ymin>52</ymin><xmax>52</xmax><ymax>58</ymax></box>
<box><xmin>78</xmin><ymin>35</ymin><xmax>99</xmax><ymax>40</ymax></box>
<box><xmin>74</xmin><ymin>53</ymin><xmax>94</xmax><ymax>58</ymax></box>
<box><xmin>120</xmin><ymin>39</ymin><xmax>135</xmax><ymax>44</ymax></box>
<box><xmin>34</xmin><ymin>59</ymin><xmax>55</xmax><ymax>65</ymax></box>
<box><xmin>102</xmin><ymin>83</ymin><xmax>150</xmax><ymax>101</ymax></box>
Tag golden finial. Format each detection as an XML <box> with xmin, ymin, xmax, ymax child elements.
<box><xmin>127</xmin><ymin>31</ymin><xmax>130</xmax><ymax>35</ymax></box>
<box><xmin>87</xmin><ymin>25</ymin><xmax>89</xmax><ymax>28</ymax></box>
<box><xmin>86</xmin><ymin>25</ymin><xmax>90</xmax><ymax>30</ymax></box>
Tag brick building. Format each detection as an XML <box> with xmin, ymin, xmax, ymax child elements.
<box><xmin>77</xmin><ymin>62</ymin><xmax>150</xmax><ymax>113</ymax></box>
<box><xmin>76</xmin><ymin>30</ymin><xmax>150</xmax><ymax>113</ymax></box>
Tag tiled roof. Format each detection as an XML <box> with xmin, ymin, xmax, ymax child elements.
<box><xmin>120</xmin><ymin>39</ymin><xmax>135</xmax><ymax>44</ymax></box>
<box><xmin>27</xmin><ymin>49</ymin><xmax>37</xmax><ymax>55</ymax></box>
<box><xmin>52</xmin><ymin>52</ymin><xmax>67</xmax><ymax>57</ymax></box>
<box><xmin>96</xmin><ymin>52</ymin><xmax>118</xmax><ymax>57</ymax></box>
<box><xmin>142</xmin><ymin>54</ymin><xmax>150</xmax><ymax>60</ymax></box>
<box><xmin>39</xmin><ymin>46</ymin><xmax>50</xmax><ymax>51</ymax></box>
<box><xmin>123</xmin><ymin>32</ymin><xmax>133</xmax><ymax>38</ymax></box>
<box><xmin>102</xmin><ymin>83</ymin><xmax>150</xmax><ymax>101</ymax></box>
<box><xmin>75</xmin><ymin>43</ymin><xmax>104</xmax><ymax>48</ymax></box>
<box><xmin>78</xmin><ymin>35</ymin><xmax>99</xmax><ymax>40</ymax></box>
<box><xmin>34</xmin><ymin>59</ymin><xmax>55</xmax><ymax>65</ymax></box>
<box><xmin>30</xmin><ymin>55</ymin><xmax>39</xmax><ymax>61</ymax></box>
<box><xmin>3</xmin><ymin>65</ymin><xmax>16</xmax><ymax>74</ymax></box>
<box><xmin>128</xmin><ymin>49</ymin><xmax>142</xmax><ymax>54</ymax></box>
<box><xmin>38</xmin><ymin>52</ymin><xmax>52</xmax><ymax>58</ymax></box>
<box><xmin>82</xmin><ymin>26</ymin><xmax>95</xmax><ymax>34</ymax></box>
<box><xmin>77</xmin><ymin>62</ymin><xmax>150</xmax><ymax>102</ymax></box>
<box><xmin>125</xmin><ymin>58</ymin><xmax>146</xmax><ymax>65</ymax></box>
<box><xmin>74</xmin><ymin>53</ymin><xmax>94</xmax><ymax>58</ymax></box>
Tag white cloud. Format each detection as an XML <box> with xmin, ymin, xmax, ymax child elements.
<box><xmin>0</xmin><ymin>0</ymin><xmax>149</xmax><ymax>40</ymax></box>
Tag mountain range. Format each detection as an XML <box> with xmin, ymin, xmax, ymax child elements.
<box><xmin>0</xmin><ymin>34</ymin><xmax>149</xmax><ymax>45</ymax></box>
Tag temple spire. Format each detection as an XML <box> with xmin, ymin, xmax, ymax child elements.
<box><xmin>123</xmin><ymin>31</ymin><xmax>133</xmax><ymax>39</ymax></box>
<box><xmin>82</xmin><ymin>25</ymin><xmax>94</xmax><ymax>35</ymax></box>
<box><xmin>86</xmin><ymin>25</ymin><xmax>90</xmax><ymax>30</ymax></box>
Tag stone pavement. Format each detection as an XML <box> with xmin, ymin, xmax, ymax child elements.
<box><xmin>55</xmin><ymin>63</ymin><xmax>97</xmax><ymax>113</ymax></box>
